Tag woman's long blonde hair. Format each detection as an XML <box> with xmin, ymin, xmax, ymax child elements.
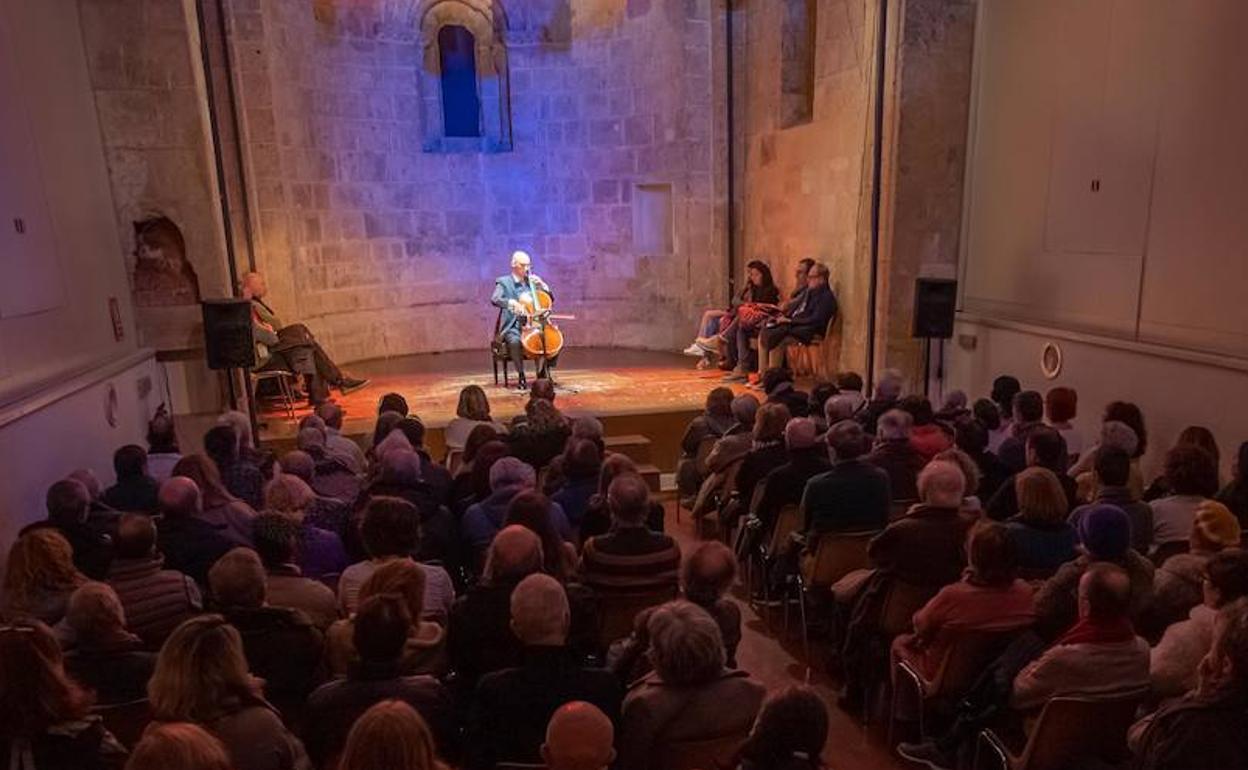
<box><xmin>2</xmin><ymin>529</ymin><xmax>84</xmax><ymax>615</ymax></box>
<box><xmin>148</xmin><ymin>615</ymin><xmax>261</xmax><ymax>722</ymax></box>
<box><xmin>339</xmin><ymin>700</ymin><xmax>446</xmax><ymax>770</ymax></box>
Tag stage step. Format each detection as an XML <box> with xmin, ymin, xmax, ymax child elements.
<box><xmin>637</xmin><ymin>463</ymin><xmax>661</xmax><ymax>494</ymax></box>
<box><xmin>604</xmin><ymin>434</ymin><xmax>652</xmax><ymax>464</ymax></box>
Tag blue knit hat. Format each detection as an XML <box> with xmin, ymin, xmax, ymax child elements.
<box><xmin>1077</xmin><ymin>504</ymin><xmax>1131</xmax><ymax>560</ymax></box>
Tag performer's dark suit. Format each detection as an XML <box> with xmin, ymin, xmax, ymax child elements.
<box><xmin>250</xmin><ymin>298</ymin><xmax>343</xmax><ymax>404</ymax></box>
<box><xmin>491</xmin><ymin>272</ymin><xmax>558</xmax><ymax>380</ymax></box>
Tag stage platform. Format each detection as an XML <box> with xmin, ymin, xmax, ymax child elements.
<box><xmin>258</xmin><ymin>347</ymin><xmax>744</xmax><ymax>471</ymax></box>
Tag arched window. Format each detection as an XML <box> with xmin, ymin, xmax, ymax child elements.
<box><xmin>438</xmin><ymin>25</ymin><xmax>481</xmax><ymax>138</ymax></box>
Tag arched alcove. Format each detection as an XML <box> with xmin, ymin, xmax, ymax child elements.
<box><xmin>418</xmin><ymin>0</ymin><xmax>512</xmax><ymax>152</ymax></box>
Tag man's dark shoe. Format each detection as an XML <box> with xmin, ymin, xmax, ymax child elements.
<box><xmin>338</xmin><ymin>377</ymin><xmax>370</xmax><ymax>395</ymax></box>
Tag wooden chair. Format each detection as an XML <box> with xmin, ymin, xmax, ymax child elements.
<box><xmin>890</xmin><ymin>628</ymin><xmax>1019</xmax><ymax>743</ymax></box>
<box><xmin>973</xmin><ymin>687</ymin><xmax>1149</xmax><ymax>770</ymax></box>
<box><xmin>651</xmin><ymin>731</ymin><xmax>750</xmax><ymax>770</ymax></box>
<box><xmin>878</xmin><ymin>579</ymin><xmax>938</xmax><ymax>638</ymax></box>
<box><xmin>677</xmin><ymin>435</ymin><xmax>721</xmax><ymax>521</ymax></box>
<box><xmin>596</xmin><ymin>585</ymin><xmax>679</xmax><ymax>651</ymax></box>
<box><xmin>751</xmin><ymin>503</ymin><xmax>802</xmax><ymax>619</ymax></box>
<box><xmin>251</xmin><ymin>369</ymin><xmax>298</xmax><ymax>420</ymax></box>
<box><xmin>692</xmin><ymin>458</ymin><xmax>743</xmax><ymax>539</ymax></box>
<box><xmin>787</xmin><ymin>529</ymin><xmax>881</xmax><ymax>660</ymax></box>
<box><xmin>491</xmin><ymin>309</ymin><xmax>516</xmax><ymax>387</ymax></box>
<box><xmin>789</xmin><ymin>312</ymin><xmax>840</xmax><ymax>379</ymax></box>
<box><xmin>93</xmin><ymin>698</ymin><xmax>152</xmax><ymax>750</ymax></box>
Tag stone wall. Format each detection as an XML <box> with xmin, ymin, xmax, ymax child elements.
<box><xmin>228</xmin><ymin>0</ymin><xmax>724</xmax><ymax>364</ymax></box>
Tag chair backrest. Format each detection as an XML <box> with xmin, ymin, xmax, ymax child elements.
<box><xmin>693</xmin><ymin>435</ymin><xmax>719</xmax><ymax>475</ymax></box>
<box><xmin>746</xmin><ymin>476</ymin><xmax>770</xmax><ymax>518</ymax></box>
<box><xmin>879</xmin><ymin>579</ymin><xmax>938</xmax><ymax>637</ymax></box>
<box><xmin>1014</xmin><ymin>688</ymin><xmax>1150</xmax><ymax>770</ymax></box>
<box><xmin>926</xmin><ymin>628</ymin><xmax>1019</xmax><ymax>698</ymax></box>
<box><xmin>652</xmin><ymin>730</ymin><xmax>749</xmax><ymax>770</ymax></box>
<box><xmin>801</xmin><ymin>529</ymin><xmax>879</xmax><ymax>587</ymax></box>
<box><xmin>766</xmin><ymin>504</ymin><xmax>803</xmax><ymax>556</ymax></box>
<box><xmin>93</xmin><ymin>698</ymin><xmax>152</xmax><ymax>750</ymax></box>
<box><xmin>596</xmin><ymin>585</ymin><xmax>679</xmax><ymax>650</ymax></box>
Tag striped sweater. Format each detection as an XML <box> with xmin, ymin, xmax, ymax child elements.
<box><xmin>580</xmin><ymin>527</ymin><xmax>681</xmax><ymax>594</ymax></box>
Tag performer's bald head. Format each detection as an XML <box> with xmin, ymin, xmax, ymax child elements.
<box><xmin>542</xmin><ymin>701</ymin><xmax>615</xmax><ymax>770</ymax></box>
<box><xmin>240</xmin><ymin>271</ymin><xmax>267</xmax><ymax>298</ymax></box>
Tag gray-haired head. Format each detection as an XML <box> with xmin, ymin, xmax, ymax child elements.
<box><xmin>489</xmin><ymin>456</ymin><xmax>536</xmax><ymax>492</ymax></box>
<box><xmin>877</xmin><ymin>409</ymin><xmax>914</xmax><ymax>441</ymax></box>
<box><xmin>876</xmin><ymin>369</ymin><xmax>904</xmax><ymax>400</ymax></box>
<box><xmin>824</xmin><ymin>394</ymin><xmax>859</xmax><ymax>425</ymax></box>
<box><xmin>730</xmin><ymin>394</ymin><xmax>760</xmax><ymax>427</ymax></box>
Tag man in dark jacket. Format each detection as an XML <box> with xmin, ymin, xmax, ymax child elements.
<box><xmin>986</xmin><ymin>428</ymin><xmax>1078</xmax><ymax>521</ymax></box>
<box><xmin>1132</xmin><ymin>599</ymin><xmax>1248</xmax><ymax>770</ymax></box>
<box><xmin>467</xmin><ymin>574</ymin><xmax>623</xmax><ymax>770</ymax></box>
<box><xmin>35</xmin><ymin>479</ymin><xmax>114</xmax><ymax>580</ymax></box>
<box><xmin>754</xmin><ymin>418</ymin><xmax>833</xmax><ymax>534</ymax></box>
<box><xmin>100</xmin><ymin>444</ymin><xmax>159</xmax><ymax>514</ymax></box>
<box><xmin>868</xmin><ymin>459</ymin><xmax>969</xmax><ymax>588</ymax></box>
<box><xmin>997</xmin><ymin>390</ymin><xmax>1068</xmax><ymax>474</ymax></box>
<box><xmin>866</xmin><ymin>409</ymin><xmax>926</xmax><ymax>502</ymax></box>
<box><xmin>756</xmin><ymin>262</ymin><xmax>838</xmax><ymax>374</ymax></box>
<box><xmin>856</xmin><ymin>369</ymin><xmax>904</xmax><ymax>436</ymax></box>
<box><xmin>107</xmin><ymin>513</ymin><xmax>202</xmax><ymax>647</ymax></box>
<box><xmin>802</xmin><ymin>421</ymin><xmax>892</xmax><ymax>536</ymax></box>
<box><xmin>154</xmin><ymin>476</ymin><xmax>234</xmax><ymax>587</ymax></box>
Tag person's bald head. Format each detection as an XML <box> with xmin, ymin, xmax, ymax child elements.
<box><xmin>66</xmin><ymin>469</ymin><xmax>103</xmax><ymax>501</ymax></box>
<box><xmin>241</xmin><ymin>271</ymin><xmax>267</xmax><ymax>298</ymax></box>
<box><xmin>158</xmin><ymin>476</ymin><xmax>202</xmax><ymax>518</ymax></box>
<box><xmin>542</xmin><ymin>701</ymin><xmax>615</xmax><ymax>770</ymax></box>
<box><xmin>1079</xmin><ymin>563</ymin><xmax>1132</xmax><ymax>622</ymax></box>
<box><xmin>484</xmin><ymin>525</ymin><xmax>544</xmax><ymax>584</ymax></box>
<box><xmin>279</xmin><ymin>450</ymin><xmax>315</xmax><ymax>484</ymax></box>
<box><xmin>510</xmin><ymin>573</ymin><xmax>570</xmax><ymax>646</ymax></box>
<box><xmin>46</xmin><ymin>479</ymin><xmax>90</xmax><ymax>526</ymax></box>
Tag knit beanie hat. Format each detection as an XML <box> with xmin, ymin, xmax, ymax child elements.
<box><xmin>784</xmin><ymin>418</ymin><xmax>818</xmax><ymax>450</ymax></box>
<box><xmin>1193</xmin><ymin>500</ymin><xmax>1242</xmax><ymax>549</ymax></box>
<box><xmin>1077</xmin><ymin>504</ymin><xmax>1131</xmax><ymax>560</ymax></box>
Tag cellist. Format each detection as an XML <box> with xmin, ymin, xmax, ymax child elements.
<box><xmin>491</xmin><ymin>250</ymin><xmax>558</xmax><ymax>388</ymax></box>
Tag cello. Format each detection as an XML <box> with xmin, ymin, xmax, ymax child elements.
<box><xmin>516</xmin><ymin>278</ymin><xmax>573</xmax><ymax>360</ymax></box>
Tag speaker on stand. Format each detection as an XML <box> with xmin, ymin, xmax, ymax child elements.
<box><xmin>201</xmin><ymin>298</ymin><xmax>260</xmax><ymax>446</ymax></box>
<box><xmin>912</xmin><ymin>278</ymin><xmax>957</xmax><ymax>397</ymax></box>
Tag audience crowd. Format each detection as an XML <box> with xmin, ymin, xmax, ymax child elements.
<box><xmin>2</xmin><ymin>364</ymin><xmax>1247</xmax><ymax>770</ymax></box>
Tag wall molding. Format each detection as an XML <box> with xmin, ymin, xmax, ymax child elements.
<box><xmin>0</xmin><ymin>348</ymin><xmax>156</xmax><ymax>430</ymax></box>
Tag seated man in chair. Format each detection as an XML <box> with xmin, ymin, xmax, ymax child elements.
<box><xmin>756</xmin><ymin>261</ymin><xmax>838</xmax><ymax>377</ymax></box>
<box><xmin>241</xmin><ymin>271</ymin><xmax>368</xmax><ymax>406</ymax></box>
<box><xmin>491</xmin><ymin>250</ymin><xmax>558</xmax><ymax>389</ymax></box>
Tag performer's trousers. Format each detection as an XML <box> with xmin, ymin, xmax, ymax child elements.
<box><xmin>502</xmin><ymin>331</ymin><xmax>558</xmax><ymax>380</ymax></box>
<box><xmin>759</xmin><ymin>325</ymin><xmax>800</xmax><ymax>372</ymax></box>
<box><xmin>262</xmin><ymin>323</ymin><xmax>344</xmax><ymax>402</ymax></box>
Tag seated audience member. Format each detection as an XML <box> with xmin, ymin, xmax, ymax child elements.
<box><xmin>542</xmin><ymin>701</ymin><xmax>616</xmax><ymax>770</ymax></box>
<box><xmin>1070</xmin><ymin>420</ymin><xmax>1144</xmax><ymax>501</ymax></box>
<box><xmin>125</xmin><ymin>722</ymin><xmax>233</xmax><ymax>770</ymax></box>
<box><xmin>107</xmin><ymin>513</ymin><xmax>202</xmax><ymax>647</ymax></box>
<box><xmin>618</xmin><ymin>601</ymin><xmax>765</xmax><ymax>770</ymax></box>
<box><xmin>973</xmin><ymin>397</ymin><xmax>1006</xmax><ymax>455</ymax></box>
<box><xmin>868</xmin><ymin>461</ymin><xmax>970</xmax><ymax>590</ymax></box>
<box><xmin>1069</xmin><ymin>402</ymin><xmax>1148</xmax><ymax>487</ymax></box>
<box><xmin>759</xmin><ymin>368</ymin><xmax>809</xmax><ymax>418</ymax></box>
<box><xmin>998</xmin><ymin>391</ymin><xmax>1067</xmax><ymax>475</ymax></box>
<box><xmin>263</xmin><ymin>473</ymin><xmax>347</xmax><ymax>580</ymax></box>
<box><xmin>1004</xmin><ymin>467</ymin><xmax>1078</xmax><ymax>574</ymax></box>
<box><xmin>38</xmin><ymin>478</ymin><xmax>113</xmax><ymax>579</ymax></box>
<box><xmin>217</xmin><ymin>410</ymin><xmax>266</xmax><ymax>468</ymax></box>
<box><xmin>801</xmin><ymin>421</ymin><xmax>891</xmax><ymax>535</ymax></box>
<box><xmin>932</xmin><ymin>447</ymin><xmax>984</xmax><ymax>514</ymax></box>
<box><xmin>985</xmin><ymin>427</ymin><xmax>1077</xmax><ymax>520</ymax></box>
<box><xmin>866</xmin><ymin>409</ymin><xmax>925</xmax><ymax>502</ymax></box>
<box><xmin>824</xmin><ymin>393</ymin><xmax>861</xmax><ymax>433</ymax></box>
<box><xmin>359</xmin><ymin>449</ymin><xmax>455</xmax><ymax>566</ymax></box>
<box><xmin>379</xmin><ymin>392</ymin><xmax>409</xmax><ymax>417</ymax></box>
<box><xmin>338</xmin><ymin>497</ymin><xmax>455</xmax><ymax>622</ymax></box>
<box><xmin>1218</xmin><ymin>440</ymin><xmax>1248</xmax><ymax>527</ymax></box>
<box><xmin>145</xmin><ymin>406</ymin><xmax>184</xmax><ymax>484</ymax></box>
<box><xmin>63</xmin><ymin>582</ymin><xmax>155</xmax><ymax>705</ymax></box>
<box><xmin>723</xmin><ymin>403</ymin><xmax>791</xmax><ymax>531</ymax></box>
<box><xmin>752</xmin><ymin>418</ymin><xmax>832</xmax><ymax>536</ymax></box>
<box><xmin>208</xmin><ymin>548</ymin><xmax>324</xmax><ymax>706</ymax></box>
<box><xmin>452</xmin><ymin>424</ymin><xmax>502</xmax><ymax>476</ymax></box>
<box><xmin>703</xmin><ymin>394</ymin><xmax>762</xmax><ymax>476</ymax></box>
<box><xmin>737</xmin><ymin>686</ymin><xmax>829</xmax><ymax>770</ymax></box>
<box><xmin>277</xmin><ymin>450</ymin><xmax>351</xmax><ymax>537</ymax></box>
<box><xmin>449</xmin><ymin>525</ymin><xmax>545</xmax><ymax>686</ymax></box>
<box><xmin>581</xmin><ymin>474</ymin><xmax>681</xmax><ymax>595</ymax></box>
<box><xmin>1151</xmin><ymin>501</ymin><xmax>1242</xmax><ymax>631</ymax></box>
<box><xmin>252</xmin><ymin>513</ymin><xmax>337</xmax><ymax>630</ymax></box>
<box><xmin>154</xmin><ymin>477</ymin><xmax>234</xmax><ymax>587</ymax></box>
<box><xmin>1152</xmin><ymin>549</ymin><xmax>1248</xmax><ymax>699</ymax></box>
<box><xmin>835</xmin><ymin>371</ymin><xmax>867</xmax><ymax>414</ymax></box>
<box><xmin>307</xmin><ymin>594</ymin><xmax>454</xmax><ymax>766</ymax></box>
<box><xmin>297</xmin><ymin>426</ymin><xmax>363</xmax><ymax>504</ymax></box>
<box><xmin>203</xmin><ymin>425</ymin><xmax>264</xmax><ymax>510</ymax></box>
<box><xmin>1151</xmin><ymin>444</ymin><xmax>1221</xmax><ymax>547</ymax></box>
<box><xmin>1133</xmin><ymin>598</ymin><xmax>1248</xmax><ymax>770</ymax></box>
<box><xmin>148</xmin><ymin>615</ymin><xmax>309</xmax><ymax>770</ymax></box>
<box><xmin>678</xmin><ymin>387</ymin><xmax>740</xmax><ymax>496</ymax></box>
<box><xmin>170</xmin><ymin>455</ymin><xmax>257</xmax><ymax>547</ymax></box>
<box><xmin>549</xmin><ymin>439</ymin><xmax>603</xmax><ymax>531</ymax></box>
<box><xmin>468</xmin><ymin>574</ymin><xmax>623</xmax><ymax>769</ymax></box>
<box><xmin>612</xmin><ymin>542</ymin><xmax>744</xmax><ymax>681</ymax></box>
<box><xmin>899</xmin><ymin>564</ymin><xmax>1149</xmax><ymax>770</ymax></box>
<box><xmin>892</xmin><ymin>523</ymin><xmax>1035</xmax><ymax>682</ymax></box>
<box><xmin>451</xmin><ymin>439</ymin><xmax>509</xmax><ymax>516</ymax></box>
<box><xmin>934</xmin><ymin>389</ymin><xmax>970</xmax><ymax>425</ymax></box>
<box><xmin>754</xmin><ymin>261</ymin><xmax>837</xmax><ymax>376</ymax></box>
<box><xmin>392</xmin><ymin>417</ymin><xmax>453</xmax><ymax>506</ymax></box>
<box><xmin>508</xmin><ymin>397</ymin><xmax>571</xmax><ymax>472</ymax></box>
<box><xmin>1045</xmin><ymin>386</ymin><xmax>1083</xmax><ymax>463</ymax></box>
<box><xmin>336</xmin><ymin>700</ymin><xmax>448</xmax><ymax>770</ymax></box>
<box><xmin>1069</xmin><ymin>446</ymin><xmax>1154</xmax><ymax>553</ymax></box>
<box><xmin>900</xmin><ymin>396</ymin><xmax>953</xmax><ymax>462</ymax></box>
<box><xmin>67</xmin><ymin>468</ymin><xmax>117</xmax><ymax>520</ymax></box>
<box><xmin>579</xmin><ymin>454</ymin><xmax>666</xmax><ymax>540</ymax></box>
<box><xmin>808</xmin><ymin>381</ymin><xmax>840</xmax><ymax>433</ymax></box>
<box><xmin>955</xmin><ymin>418</ymin><xmax>1009</xmax><ymax>503</ymax></box>
<box><xmin>315</xmin><ymin>402</ymin><xmax>367</xmax><ymax>473</ymax></box>
<box><xmin>1145</xmin><ymin>426</ymin><xmax>1221</xmax><ymax>502</ymax></box>
<box><xmin>506</xmin><ymin>491</ymin><xmax>578</xmax><ymax>581</ymax></box>
<box><xmin>989</xmin><ymin>375</ymin><xmax>1022</xmax><ymax>443</ymax></box>
<box><xmin>326</xmin><ymin>559</ymin><xmax>445</xmax><ymax>678</ymax></box>
<box><xmin>1</xmin><ymin>529</ymin><xmax>85</xmax><ymax>624</ymax></box>
<box><xmin>102</xmin><ymin>444</ymin><xmax>160</xmax><ymax>513</ymax></box>
<box><xmin>1034</xmin><ymin>504</ymin><xmax>1155</xmax><ymax>640</ymax></box>
<box><xmin>463</xmin><ymin>457</ymin><xmax>569</xmax><ymax>566</ymax></box>
<box><xmin>0</xmin><ymin>620</ymin><xmax>126</xmax><ymax>769</ymax></box>
<box><xmin>446</xmin><ymin>384</ymin><xmax>506</xmax><ymax>450</ymax></box>
<box><xmin>855</xmin><ymin>368</ymin><xmax>903</xmax><ymax>436</ymax></box>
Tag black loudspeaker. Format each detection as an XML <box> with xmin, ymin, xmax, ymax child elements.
<box><xmin>912</xmin><ymin>278</ymin><xmax>958</xmax><ymax>339</ymax></box>
<box><xmin>202</xmin><ymin>299</ymin><xmax>257</xmax><ymax>370</ymax></box>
